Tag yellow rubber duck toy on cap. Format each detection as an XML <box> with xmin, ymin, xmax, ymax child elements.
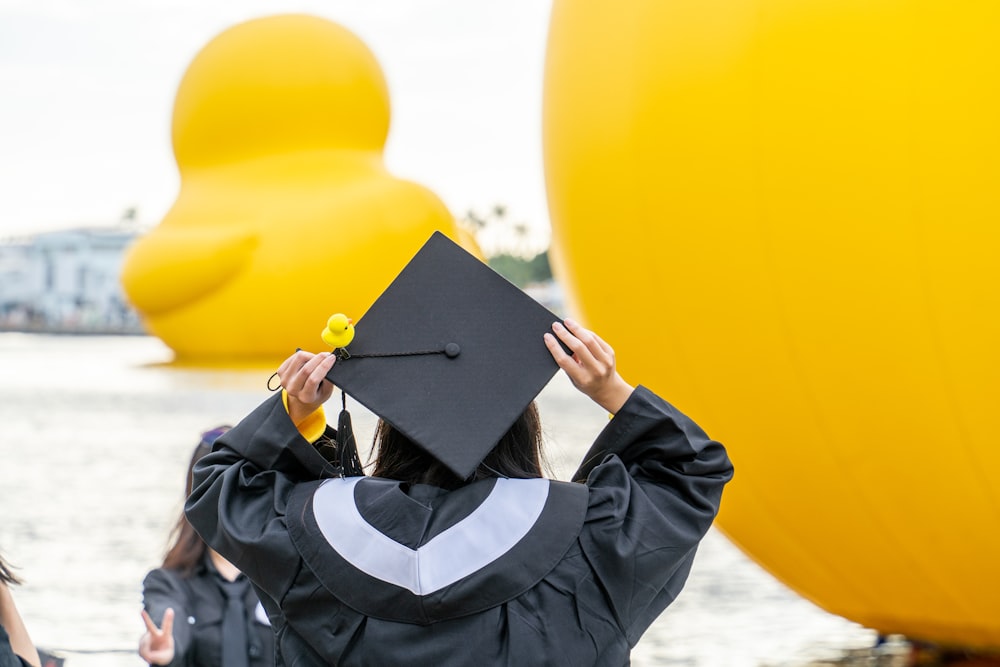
<box><xmin>321</xmin><ymin>313</ymin><xmax>355</xmax><ymax>349</ymax></box>
<box><xmin>120</xmin><ymin>14</ymin><xmax>479</xmax><ymax>362</ymax></box>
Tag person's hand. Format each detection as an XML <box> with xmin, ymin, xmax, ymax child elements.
<box><xmin>276</xmin><ymin>350</ymin><xmax>338</xmax><ymax>425</ymax></box>
<box><xmin>139</xmin><ymin>608</ymin><xmax>175</xmax><ymax>666</ymax></box>
<box><xmin>544</xmin><ymin>318</ymin><xmax>635</xmax><ymax>414</ymax></box>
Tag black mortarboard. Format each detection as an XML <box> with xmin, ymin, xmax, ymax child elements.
<box><xmin>325</xmin><ymin>231</ymin><xmax>564</xmax><ymax>479</ymax></box>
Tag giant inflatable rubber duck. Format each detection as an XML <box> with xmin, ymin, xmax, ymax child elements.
<box><xmin>122</xmin><ymin>14</ymin><xmax>476</xmax><ymax>362</ymax></box>
<box><xmin>544</xmin><ymin>0</ymin><xmax>1000</xmax><ymax>650</ymax></box>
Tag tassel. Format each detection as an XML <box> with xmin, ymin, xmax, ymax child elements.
<box><xmin>336</xmin><ymin>390</ymin><xmax>364</xmax><ymax>477</ymax></box>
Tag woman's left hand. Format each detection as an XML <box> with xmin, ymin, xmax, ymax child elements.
<box><xmin>275</xmin><ymin>350</ymin><xmax>338</xmax><ymax>424</ymax></box>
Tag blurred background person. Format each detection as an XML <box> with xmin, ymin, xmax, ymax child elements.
<box><xmin>139</xmin><ymin>426</ymin><xmax>274</xmax><ymax>667</ymax></box>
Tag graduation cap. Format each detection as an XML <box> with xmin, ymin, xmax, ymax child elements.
<box><xmin>325</xmin><ymin>231</ymin><xmax>564</xmax><ymax>480</ymax></box>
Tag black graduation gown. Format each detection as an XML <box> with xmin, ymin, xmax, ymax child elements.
<box><xmin>142</xmin><ymin>556</ymin><xmax>275</xmax><ymax>667</ymax></box>
<box><xmin>186</xmin><ymin>386</ymin><xmax>733</xmax><ymax>666</ymax></box>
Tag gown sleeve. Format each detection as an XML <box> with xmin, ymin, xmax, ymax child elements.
<box><xmin>184</xmin><ymin>393</ymin><xmax>341</xmax><ymax>605</ymax></box>
<box><xmin>141</xmin><ymin>568</ymin><xmax>193</xmax><ymax>667</ymax></box>
<box><xmin>573</xmin><ymin>385</ymin><xmax>734</xmax><ymax>645</ymax></box>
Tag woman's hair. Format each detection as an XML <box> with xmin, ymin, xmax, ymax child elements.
<box><xmin>161</xmin><ymin>426</ymin><xmax>231</xmax><ymax>576</ymax></box>
<box><xmin>0</xmin><ymin>550</ymin><xmax>20</xmax><ymax>586</ymax></box>
<box><xmin>370</xmin><ymin>402</ymin><xmax>546</xmax><ymax>489</ymax></box>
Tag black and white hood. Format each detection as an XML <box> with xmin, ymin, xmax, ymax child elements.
<box><xmin>286</xmin><ymin>474</ymin><xmax>588</xmax><ymax>625</ymax></box>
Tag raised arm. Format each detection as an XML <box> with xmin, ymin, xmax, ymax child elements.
<box><xmin>185</xmin><ymin>350</ymin><xmax>342</xmax><ymax>601</ymax></box>
<box><xmin>577</xmin><ymin>384</ymin><xmax>733</xmax><ymax>643</ymax></box>
<box><xmin>546</xmin><ymin>318</ymin><xmax>734</xmax><ymax>643</ymax></box>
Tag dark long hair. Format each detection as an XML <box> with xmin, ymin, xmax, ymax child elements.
<box><xmin>0</xmin><ymin>551</ymin><xmax>20</xmax><ymax>586</ymax></box>
<box><xmin>161</xmin><ymin>426</ymin><xmax>230</xmax><ymax>576</ymax></box>
<box><xmin>370</xmin><ymin>402</ymin><xmax>546</xmax><ymax>489</ymax></box>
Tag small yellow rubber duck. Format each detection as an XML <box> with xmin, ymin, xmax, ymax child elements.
<box><xmin>321</xmin><ymin>313</ymin><xmax>355</xmax><ymax>349</ymax></box>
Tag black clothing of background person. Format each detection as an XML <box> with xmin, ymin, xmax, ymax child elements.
<box><xmin>142</xmin><ymin>554</ymin><xmax>274</xmax><ymax>667</ymax></box>
<box><xmin>0</xmin><ymin>625</ymin><xmax>30</xmax><ymax>667</ymax></box>
<box><xmin>0</xmin><ymin>552</ymin><xmax>37</xmax><ymax>667</ymax></box>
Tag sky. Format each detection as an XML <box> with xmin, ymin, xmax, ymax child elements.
<box><xmin>0</xmin><ymin>0</ymin><xmax>554</xmax><ymax>253</ymax></box>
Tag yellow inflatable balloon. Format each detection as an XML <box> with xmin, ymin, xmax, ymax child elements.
<box><xmin>122</xmin><ymin>14</ymin><xmax>476</xmax><ymax>362</ymax></box>
<box><xmin>544</xmin><ymin>0</ymin><xmax>1000</xmax><ymax>650</ymax></box>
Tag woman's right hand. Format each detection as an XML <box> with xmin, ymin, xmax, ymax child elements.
<box><xmin>544</xmin><ymin>318</ymin><xmax>635</xmax><ymax>414</ymax></box>
<box><xmin>139</xmin><ymin>608</ymin><xmax>175</xmax><ymax>666</ymax></box>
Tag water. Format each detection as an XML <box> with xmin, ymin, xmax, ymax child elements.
<box><xmin>0</xmin><ymin>333</ymin><xmax>881</xmax><ymax>666</ymax></box>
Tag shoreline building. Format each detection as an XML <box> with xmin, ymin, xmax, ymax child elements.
<box><xmin>0</xmin><ymin>225</ymin><xmax>145</xmax><ymax>334</ymax></box>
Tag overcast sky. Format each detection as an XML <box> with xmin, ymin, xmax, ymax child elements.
<box><xmin>0</xmin><ymin>0</ymin><xmax>554</xmax><ymax>251</ymax></box>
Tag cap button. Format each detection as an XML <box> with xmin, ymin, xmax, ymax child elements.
<box><xmin>444</xmin><ymin>342</ymin><xmax>461</xmax><ymax>358</ymax></box>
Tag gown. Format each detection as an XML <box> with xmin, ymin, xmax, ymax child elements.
<box><xmin>185</xmin><ymin>386</ymin><xmax>733</xmax><ymax>666</ymax></box>
<box><xmin>142</xmin><ymin>554</ymin><xmax>275</xmax><ymax>666</ymax></box>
